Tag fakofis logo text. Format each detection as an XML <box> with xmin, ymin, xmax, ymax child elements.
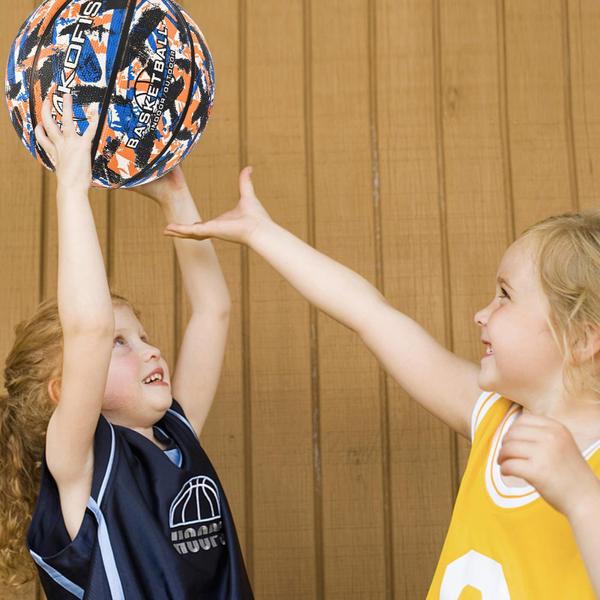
<box><xmin>169</xmin><ymin>476</ymin><xmax>226</xmax><ymax>555</ymax></box>
<box><xmin>126</xmin><ymin>20</ymin><xmax>176</xmax><ymax>149</ymax></box>
<box><xmin>52</xmin><ymin>0</ymin><xmax>102</xmax><ymax>118</ymax></box>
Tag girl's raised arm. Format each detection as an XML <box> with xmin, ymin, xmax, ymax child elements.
<box><xmin>35</xmin><ymin>93</ymin><xmax>113</xmax><ymax>539</ymax></box>
<box><xmin>163</xmin><ymin>169</ymin><xmax>483</xmax><ymax>439</ymax></box>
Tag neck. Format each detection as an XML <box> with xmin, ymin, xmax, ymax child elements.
<box><xmin>520</xmin><ymin>388</ymin><xmax>600</xmax><ymax>449</ymax></box>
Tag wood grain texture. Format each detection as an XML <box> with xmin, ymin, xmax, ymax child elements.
<box><xmin>311</xmin><ymin>1</ymin><xmax>387</xmax><ymax>597</ymax></box>
<box><xmin>245</xmin><ymin>0</ymin><xmax>317</xmax><ymax>597</ymax></box>
<box><xmin>1</xmin><ymin>1</ymin><xmax>600</xmax><ymax>598</ymax></box>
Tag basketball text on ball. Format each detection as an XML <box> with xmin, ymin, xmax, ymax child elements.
<box><xmin>126</xmin><ymin>23</ymin><xmax>172</xmax><ymax>149</ymax></box>
<box><xmin>53</xmin><ymin>0</ymin><xmax>103</xmax><ymax>116</ymax></box>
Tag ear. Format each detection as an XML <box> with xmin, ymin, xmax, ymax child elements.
<box><xmin>573</xmin><ymin>325</ymin><xmax>600</xmax><ymax>364</ymax></box>
<box><xmin>47</xmin><ymin>377</ymin><xmax>61</xmax><ymax>405</ymax></box>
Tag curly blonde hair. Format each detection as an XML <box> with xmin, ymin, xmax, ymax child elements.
<box><xmin>520</xmin><ymin>208</ymin><xmax>600</xmax><ymax>401</ymax></box>
<box><xmin>0</xmin><ymin>292</ymin><xmax>140</xmax><ymax>587</ymax></box>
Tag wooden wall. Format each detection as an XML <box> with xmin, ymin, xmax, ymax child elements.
<box><xmin>2</xmin><ymin>0</ymin><xmax>600</xmax><ymax>598</ymax></box>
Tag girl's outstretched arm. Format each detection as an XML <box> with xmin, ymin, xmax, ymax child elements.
<box><xmin>35</xmin><ymin>93</ymin><xmax>113</xmax><ymax>539</ymax></box>
<box><xmin>136</xmin><ymin>167</ymin><xmax>231</xmax><ymax>436</ymax></box>
<box><xmin>162</xmin><ymin>168</ymin><xmax>483</xmax><ymax>438</ymax></box>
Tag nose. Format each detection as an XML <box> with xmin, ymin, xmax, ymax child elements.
<box><xmin>142</xmin><ymin>340</ymin><xmax>161</xmax><ymax>361</ymax></box>
<box><xmin>474</xmin><ymin>300</ymin><xmax>492</xmax><ymax>327</ymax></box>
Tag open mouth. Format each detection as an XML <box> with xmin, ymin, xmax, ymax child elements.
<box><xmin>483</xmin><ymin>343</ymin><xmax>494</xmax><ymax>358</ymax></box>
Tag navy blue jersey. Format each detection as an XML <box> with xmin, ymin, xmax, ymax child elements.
<box><xmin>27</xmin><ymin>399</ymin><xmax>253</xmax><ymax>599</ymax></box>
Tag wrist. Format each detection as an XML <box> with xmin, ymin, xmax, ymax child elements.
<box><xmin>565</xmin><ymin>475</ymin><xmax>600</xmax><ymax>524</ymax></box>
<box><xmin>246</xmin><ymin>215</ymin><xmax>275</xmax><ymax>248</ymax></box>
<box><xmin>57</xmin><ymin>182</ymin><xmax>90</xmax><ymax>199</ymax></box>
<box><xmin>158</xmin><ymin>182</ymin><xmax>191</xmax><ymax>203</ymax></box>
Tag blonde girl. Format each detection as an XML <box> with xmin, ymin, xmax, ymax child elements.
<box><xmin>163</xmin><ymin>169</ymin><xmax>600</xmax><ymax>599</ymax></box>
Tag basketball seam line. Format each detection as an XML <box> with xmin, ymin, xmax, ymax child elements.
<box><xmin>90</xmin><ymin>0</ymin><xmax>138</xmax><ymax>169</ymax></box>
<box><xmin>29</xmin><ymin>0</ymin><xmax>73</xmax><ymax>170</ymax></box>
<box><xmin>122</xmin><ymin>0</ymin><xmax>198</xmax><ymax>187</ymax></box>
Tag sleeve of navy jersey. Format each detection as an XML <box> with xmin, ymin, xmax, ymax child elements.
<box><xmin>26</xmin><ymin>415</ymin><xmax>117</xmax><ymax>596</ymax></box>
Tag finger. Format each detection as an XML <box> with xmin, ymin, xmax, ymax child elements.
<box><xmin>499</xmin><ymin>458</ymin><xmax>534</xmax><ymax>483</ymax></box>
<box><xmin>239</xmin><ymin>166</ymin><xmax>255</xmax><ymax>198</ymax></box>
<box><xmin>514</xmin><ymin>412</ymin><xmax>556</xmax><ymax>428</ymax></box>
<box><xmin>34</xmin><ymin>124</ymin><xmax>56</xmax><ymax>166</ymax></box>
<box><xmin>497</xmin><ymin>439</ymin><xmax>537</xmax><ymax>463</ymax></box>
<box><xmin>163</xmin><ymin>222</ymin><xmax>210</xmax><ymax>239</ymax></box>
<box><xmin>503</xmin><ymin>424</ymin><xmax>547</xmax><ymax>443</ymax></box>
<box><xmin>82</xmin><ymin>105</ymin><xmax>100</xmax><ymax>142</ymax></box>
<box><xmin>41</xmin><ymin>96</ymin><xmax>62</xmax><ymax>142</ymax></box>
<box><xmin>61</xmin><ymin>92</ymin><xmax>75</xmax><ymax>134</ymax></box>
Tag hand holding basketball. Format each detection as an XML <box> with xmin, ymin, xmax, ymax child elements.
<box><xmin>35</xmin><ymin>93</ymin><xmax>99</xmax><ymax>192</ymax></box>
<box><xmin>135</xmin><ymin>166</ymin><xmax>190</xmax><ymax>206</ymax></box>
<box><xmin>163</xmin><ymin>167</ymin><xmax>273</xmax><ymax>245</ymax></box>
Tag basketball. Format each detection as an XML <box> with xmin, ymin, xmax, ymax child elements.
<box><xmin>5</xmin><ymin>0</ymin><xmax>215</xmax><ymax>188</ymax></box>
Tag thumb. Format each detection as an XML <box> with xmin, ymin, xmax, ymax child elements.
<box><xmin>239</xmin><ymin>166</ymin><xmax>255</xmax><ymax>198</ymax></box>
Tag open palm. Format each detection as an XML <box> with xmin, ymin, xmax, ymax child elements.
<box><xmin>163</xmin><ymin>167</ymin><xmax>272</xmax><ymax>245</ymax></box>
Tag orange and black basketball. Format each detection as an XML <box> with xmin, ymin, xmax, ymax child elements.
<box><xmin>5</xmin><ymin>0</ymin><xmax>215</xmax><ymax>188</ymax></box>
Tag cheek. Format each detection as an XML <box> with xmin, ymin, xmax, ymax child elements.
<box><xmin>489</xmin><ymin>312</ymin><xmax>562</xmax><ymax>370</ymax></box>
<box><xmin>103</xmin><ymin>355</ymin><xmax>140</xmax><ymax>408</ymax></box>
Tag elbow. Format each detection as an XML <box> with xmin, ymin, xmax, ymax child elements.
<box><xmin>193</xmin><ymin>302</ymin><xmax>232</xmax><ymax>322</ymax></box>
<box><xmin>354</xmin><ymin>295</ymin><xmax>392</xmax><ymax>339</ymax></box>
<box><xmin>60</xmin><ymin>321</ymin><xmax>115</xmax><ymax>339</ymax></box>
<box><xmin>214</xmin><ymin>296</ymin><xmax>233</xmax><ymax>319</ymax></box>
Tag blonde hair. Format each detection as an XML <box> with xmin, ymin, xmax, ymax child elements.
<box><xmin>520</xmin><ymin>208</ymin><xmax>600</xmax><ymax>401</ymax></box>
<box><xmin>0</xmin><ymin>292</ymin><xmax>140</xmax><ymax>587</ymax></box>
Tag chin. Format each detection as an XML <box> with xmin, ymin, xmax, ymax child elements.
<box><xmin>477</xmin><ymin>370</ymin><xmax>497</xmax><ymax>393</ymax></box>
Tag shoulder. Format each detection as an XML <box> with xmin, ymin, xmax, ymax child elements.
<box><xmin>27</xmin><ymin>414</ymin><xmax>117</xmax><ymax>562</ymax></box>
<box><xmin>163</xmin><ymin>398</ymin><xmax>201</xmax><ymax>443</ymax></box>
<box><xmin>470</xmin><ymin>390</ymin><xmax>512</xmax><ymax>444</ymax></box>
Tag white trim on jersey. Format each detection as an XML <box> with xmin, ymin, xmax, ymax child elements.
<box><xmin>97</xmin><ymin>421</ymin><xmax>116</xmax><ymax>505</ymax></box>
<box><xmin>470</xmin><ymin>391</ymin><xmax>502</xmax><ymax>442</ymax></box>
<box><xmin>168</xmin><ymin>406</ymin><xmax>199</xmax><ymax>440</ymax></box>
<box><xmin>87</xmin><ymin>497</ymin><xmax>125</xmax><ymax>600</ymax></box>
<box><xmin>485</xmin><ymin>403</ymin><xmax>600</xmax><ymax>508</ymax></box>
<box><xmin>29</xmin><ymin>550</ymin><xmax>84</xmax><ymax>598</ymax></box>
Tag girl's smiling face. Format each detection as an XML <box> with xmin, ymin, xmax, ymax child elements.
<box><xmin>102</xmin><ymin>304</ymin><xmax>172</xmax><ymax>427</ymax></box>
<box><xmin>474</xmin><ymin>237</ymin><xmax>565</xmax><ymax>404</ymax></box>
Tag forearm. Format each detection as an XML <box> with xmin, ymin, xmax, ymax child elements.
<box><xmin>161</xmin><ymin>190</ymin><xmax>230</xmax><ymax>315</ymax></box>
<box><xmin>567</xmin><ymin>481</ymin><xmax>600</xmax><ymax>597</ymax></box>
<box><xmin>250</xmin><ymin>219</ymin><xmax>383</xmax><ymax>332</ymax></box>
<box><xmin>57</xmin><ymin>185</ymin><xmax>113</xmax><ymax>332</ymax></box>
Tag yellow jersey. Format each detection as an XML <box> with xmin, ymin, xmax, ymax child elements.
<box><xmin>426</xmin><ymin>391</ymin><xmax>600</xmax><ymax>599</ymax></box>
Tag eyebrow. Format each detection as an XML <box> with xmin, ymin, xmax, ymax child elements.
<box><xmin>115</xmin><ymin>328</ymin><xmax>147</xmax><ymax>337</ymax></box>
<box><xmin>497</xmin><ymin>276</ymin><xmax>513</xmax><ymax>290</ymax></box>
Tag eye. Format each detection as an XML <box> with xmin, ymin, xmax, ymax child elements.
<box><xmin>498</xmin><ymin>287</ymin><xmax>510</xmax><ymax>300</ymax></box>
<box><xmin>114</xmin><ymin>336</ymin><xmax>126</xmax><ymax>347</ymax></box>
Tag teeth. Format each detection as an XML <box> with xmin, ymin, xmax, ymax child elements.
<box><xmin>486</xmin><ymin>345</ymin><xmax>494</xmax><ymax>355</ymax></box>
<box><xmin>143</xmin><ymin>373</ymin><xmax>163</xmax><ymax>384</ymax></box>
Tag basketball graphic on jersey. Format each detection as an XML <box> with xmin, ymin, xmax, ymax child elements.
<box><xmin>170</xmin><ymin>476</ymin><xmax>221</xmax><ymax>527</ymax></box>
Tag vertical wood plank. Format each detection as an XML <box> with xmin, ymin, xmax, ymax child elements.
<box><xmin>245</xmin><ymin>1</ymin><xmax>317</xmax><ymax>597</ymax></box>
<box><xmin>505</xmin><ymin>0</ymin><xmax>575</xmax><ymax>231</ymax></box>
<box><xmin>176</xmin><ymin>0</ymin><xmax>248</xmax><ymax>560</ymax></box>
<box><xmin>376</xmin><ymin>0</ymin><xmax>456</xmax><ymax>596</ymax></box>
<box><xmin>569</xmin><ymin>0</ymin><xmax>600</xmax><ymax>209</ymax></box>
<box><xmin>311</xmin><ymin>0</ymin><xmax>386</xmax><ymax>597</ymax></box>
<box><xmin>439</xmin><ymin>0</ymin><xmax>513</xmax><ymax>474</ymax></box>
